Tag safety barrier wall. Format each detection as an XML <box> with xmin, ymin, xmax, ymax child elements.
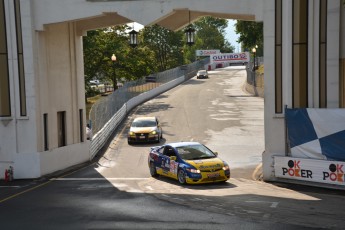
<box><xmin>89</xmin><ymin>75</ymin><xmax>185</xmax><ymax>159</ymax></box>
<box><xmin>89</xmin><ymin>104</ymin><xmax>127</xmax><ymax>159</ymax></box>
<box><xmin>126</xmin><ymin>75</ymin><xmax>185</xmax><ymax>113</ymax></box>
<box><xmin>87</xmin><ymin>57</ymin><xmax>210</xmax><ymax>159</ymax></box>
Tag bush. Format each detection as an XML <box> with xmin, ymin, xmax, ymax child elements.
<box><xmin>86</xmin><ymin>87</ymin><xmax>100</xmax><ymax>97</ymax></box>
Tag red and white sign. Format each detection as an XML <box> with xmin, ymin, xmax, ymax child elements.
<box><xmin>210</xmin><ymin>52</ymin><xmax>250</xmax><ymax>64</ymax></box>
<box><xmin>196</xmin><ymin>50</ymin><xmax>220</xmax><ymax>56</ymax></box>
<box><xmin>274</xmin><ymin>156</ymin><xmax>345</xmax><ymax>186</ymax></box>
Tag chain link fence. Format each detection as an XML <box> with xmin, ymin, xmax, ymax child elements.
<box><xmin>89</xmin><ymin>58</ymin><xmax>209</xmax><ymax>133</ymax></box>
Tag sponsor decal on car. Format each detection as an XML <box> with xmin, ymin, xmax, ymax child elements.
<box><xmin>170</xmin><ymin>160</ymin><xmax>178</xmax><ymax>174</ymax></box>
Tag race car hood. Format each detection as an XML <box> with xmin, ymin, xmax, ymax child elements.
<box><xmin>130</xmin><ymin>127</ymin><xmax>156</xmax><ymax>133</ymax></box>
<box><xmin>186</xmin><ymin>158</ymin><xmax>224</xmax><ymax>171</ymax></box>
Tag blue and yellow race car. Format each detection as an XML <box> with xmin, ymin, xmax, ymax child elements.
<box><xmin>148</xmin><ymin>142</ymin><xmax>230</xmax><ymax>184</ymax></box>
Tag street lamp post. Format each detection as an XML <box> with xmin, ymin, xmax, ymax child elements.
<box><xmin>111</xmin><ymin>54</ymin><xmax>117</xmax><ymax>91</ymax></box>
<box><xmin>185</xmin><ymin>11</ymin><xmax>195</xmax><ymax>46</ymax></box>
<box><xmin>252</xmin><ymin>47</ymin><xmax>256</xmax><ymax>71</ymax></box>
<box><xmin>252</xmin><ymin>47</ymin><xmax>257</xmax><ymax>86</ymax></box>
<box><xmin>185</xmin><ymin>27</ymin><xmax>195</xmax><ymax>46</ymax></box>
<box><xmin>129</xmin><ymin>29</ymin><xmax>138</xmax><ymax>48</ymax></box>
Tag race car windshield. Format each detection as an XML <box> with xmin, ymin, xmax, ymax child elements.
<box><xmin>177</xmin><ymin>145</ymin><xmax>216</xmax><ymax>160</ymax></box>
<box><xmin>132</xmin><ymin>120</ymin><xmax>156</xmax><ymax>127</ymax></box>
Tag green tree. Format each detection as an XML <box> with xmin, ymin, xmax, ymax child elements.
<box><xmin>235</xmin><ymin>21</ymin><xmax>263</xmax><ymax>56</ymax></box>
<box><xmin>142</xmin><ymin>25</ymin><xmax>184</xmax><ymax>71</ymax></box>
<box><xmin>83</xmin><ymin>25</ymin><xmax>155</xmax><ymax>93</ymax></box>
<box><xmin>83</xmin><ymin>17</ymin><xmax>237</xmax><ymax>95</ymax></box>
<box><xmin>184</xmin><ymin>17</ymin><xmax>235</xmax><ymax>63</ymax></box>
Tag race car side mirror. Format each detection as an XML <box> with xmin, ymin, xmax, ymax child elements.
<box><xmin>214</xmin><ymin>152</ymin><xmax>218</xmax><ymax>156</ymax></box>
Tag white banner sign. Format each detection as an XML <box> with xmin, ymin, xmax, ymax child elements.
<box><xmin>210</xmin><ymin>52</ymin><xmax>250</xmax><ymax>64</ymax></box>
<box><xmin>274</xmin><ymin>156</ymin><xmax>345</xmax><ymax>186</ymax></box>
<box><xmin>196</xmin><ymin>50</ymin><xmax>220</xmax><ymax>56</ymax></box>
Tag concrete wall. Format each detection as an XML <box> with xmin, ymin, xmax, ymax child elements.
<box><xmin>261</xmin><ymin>0</ymin><xmax>281</xmax><ymax>181</ymax></box>
<box><xmin>1</xmin><ymin>1</ymin><xmax>89</xmax><ymax>179</ymax></box>
<box><xmin>0</xmin><ymin>0</ymin><xmax>290</xmax><ymax>179</ymax></box>
<box><xmin>262</xmin><ymin>0</ymin><xmax>344</xmax><ymax>183</ymax></box>
<box><xmin>2</xmin><ymin>0</ymin><xmax>344</xmax><ymax>184</ymax></box>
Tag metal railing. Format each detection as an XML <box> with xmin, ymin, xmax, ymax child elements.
<box><xmin>88</xmin><ymin>58</ymin><xmax>209</xmax><ymax>134</ymax></box>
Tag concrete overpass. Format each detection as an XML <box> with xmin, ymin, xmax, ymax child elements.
<box><xmin>1</xmin><ymin>0</ymin><xmax>344</xmax><ymax>189</ymax></box>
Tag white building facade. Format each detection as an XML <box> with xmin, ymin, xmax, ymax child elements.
<box><xmin>0</xmin><ymin>0</ymin><xmax>344</xmax><ymax>187</ymax></box>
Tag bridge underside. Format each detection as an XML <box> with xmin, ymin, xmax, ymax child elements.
<box><xmin>72</xmin><ymin>9</ymin><xmax>256</xmax><ymax>36</ymax></box>
<box><xmin>2</xmin><ymin>0</ymin><xmax>345</xmax><ymax>190</ymax></box>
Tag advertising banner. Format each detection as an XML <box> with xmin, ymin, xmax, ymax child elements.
<box><xmin>196</xmin><ymin>50</ymin><xmax>220</xmax><ymax>56</ymax></box>
<box><xmin>210</xmin><ymin>52</ymin><xmax>250</xmax><ymax>64</ymax></box>
<box><xmin>285</xmin><ymin>108</ymin><xmax>345</xmax><ymax>161</ymax></box>
<box><xmin>274</xmin><ymin>156</ymin><xmax>345</xmax><ymax>186</ymax></box>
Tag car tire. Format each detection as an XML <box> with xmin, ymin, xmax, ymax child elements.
<box><xmin>149</xmin><ymin>162</ymin><xmax>158</xmax><ymax>177</ymax></box>
<box><xmin>178</xmin><ymin>169</ymin><xmax>187</xmax><ymax>184</ymax></box>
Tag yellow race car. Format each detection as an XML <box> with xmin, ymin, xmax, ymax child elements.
<box><xmin>148</xmin><ymin>142</ymin><xmax>230</xmax><ymax>184</ymax></box>
<box><xmin>128</xmin><ymin>117</ymin><xmax>163</xmax><ymax>144</ymax></box>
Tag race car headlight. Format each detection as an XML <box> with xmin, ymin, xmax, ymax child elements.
<box><xmin>150</xmin><ymin>130</ymin><xmax>157</xmax><ymax>135</ymax></box>
<box><xmin>186</xmin><ymin>168</ymin><xmax>201</xmax><ymax>174</ymax></box>
<box><xmin>222</xmin><ymin>165</ymin><xmax>230</xmax><ymax>171</ymax></box>
<box><xmin>129</xmin><ymin>131</ymin><xmax>135</xmax><ymax>136</ymax></box>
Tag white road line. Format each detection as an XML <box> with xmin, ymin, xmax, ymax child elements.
<box><xmin>226</xmin><ymin>212</ymin><xmax>235</xmax><ymax>216</ymax></box>
<box><xmin>246</xmin><ymin>210</ymin><xmax>262</xmax><ymax>214</ymax></box>
<box><xmin>263</xmin><ymin>214</ymin><xmax>271</xmax><ymax>218</ymax></box>
<box><xmin>160</xmin><ymin>194</ymin><xmax>171</xmax><ymax>198</ymax></box>
<box><xmin>127</xmin><ymin>188</ymin><xmax>143</xmax><ymax>193</ymax></box>
<box><xmin>214</xmin><ymin>204</ymin><xmax>225</xmax><ymax>207</ymax></box>
<box><xmin>146</xmin><ymin>186</ymin><xmax>154</xmax><ymax>191</ymax></box>
<box><xmin>51</xmin><ymin>178</ymin><xmax>149</xmax><ymax>181</ymax></box>
<box><xmin>0</xmin><ymin>186</ymin><xmax>21</xmax><ymax>188</ymax></box>
<box><xmin>109</xmin><ymin>183</ymin><xmax>127</xmax><ymax>188</ymax></box>
<box><xmin>270</xmin><ymin>202</ymin><xmax>279</xmax><ymax>208</ymax></box>
<box><xmin>209</xmin><ymin>206</ymin><xmax>226</xmax><ymax>210</ymax></box>
<box><xmin>245</xmin><ymin>200</ymin><xmax>279</xmax><ymax>208</ymax></box>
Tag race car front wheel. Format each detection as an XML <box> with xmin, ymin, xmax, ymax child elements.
<box><xmin>149</xmin><ymin>162</ymin><xmax>158</xmax><ymax>177</ymax></box>
<box><xmin>178</xmin><ymin>169</ymin><xmax>186</xmax><ymax>184</ymax></box>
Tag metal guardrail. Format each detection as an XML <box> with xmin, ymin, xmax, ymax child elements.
<box><xmin>88</xmin><ymin>58</ymin><xmax>208</xmax><ymax>134</ymax></box>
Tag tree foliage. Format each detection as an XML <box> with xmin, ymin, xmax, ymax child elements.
<box><xmin>235</xmin><ymin>21</ymin><xmax>263</xmax><ymax>56</ymax></box>
<box><xmin>83</xmin><ymin>25</ymin><xmax>154</xmax><ymax>91</ymax></box>
<box><xmin>83</xmin><ymin>16</ymin><xmax>237</xmax><ymax>94</ymax></box>
<box><xmin>183</xmin><ymin>17</ymin><xmax>234</xmax><ymax>63</ymax></box>
<box><xmin>141</xmin><ymin>25</ymin><xmax>184</xmax><ymax>71</ymax></box>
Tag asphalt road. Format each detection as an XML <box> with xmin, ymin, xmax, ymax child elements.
<box><xmin>1</xmin><ymin>66</ymin><xmax>344</xmax><ymax>229</ymax></box>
